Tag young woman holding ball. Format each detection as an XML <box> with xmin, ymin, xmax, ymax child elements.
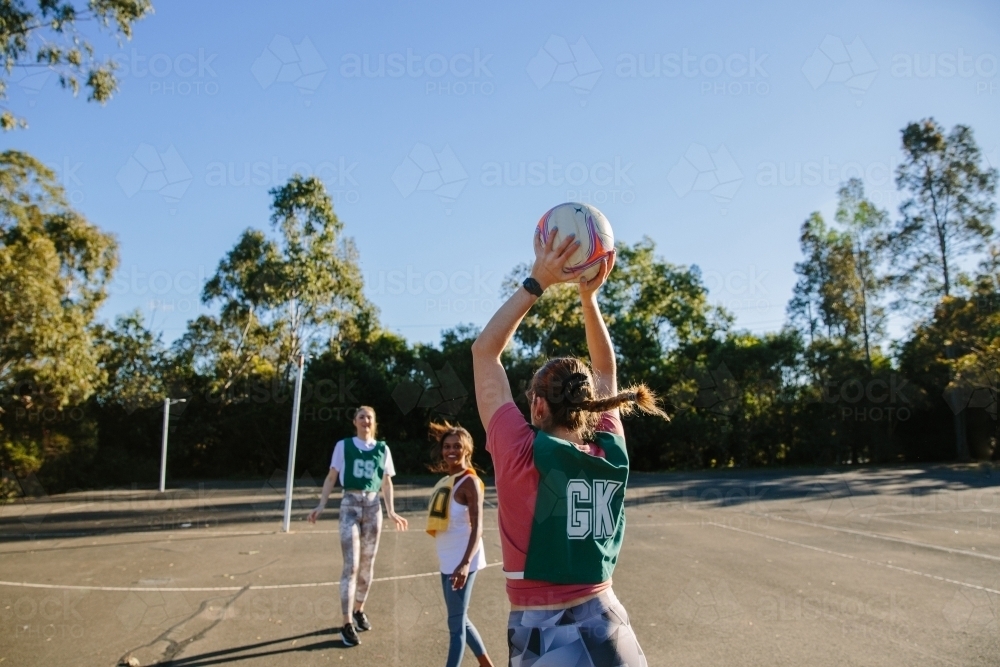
<box><xmin>308</xmin><ymin>405</ymin><xmax>408</xmax><ymax>647</ymax></box>
<box><xmin>425</xmin><ymin>421</ymin><xmax>495</xmax><ymax>667</ymax></box>
<box><xmin>471</xmin><ymin>229</ymin><xmax>668</xmax><ymax>666</ymax></box>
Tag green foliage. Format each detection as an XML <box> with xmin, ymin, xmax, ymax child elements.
<box><xmin>92</xmin><ymin>310</ymin><xmax>169</xmax><ymax>412</ymax></box>
<box><xmin>892</xmin><ymin>119</ymin><xmax>998</xmax><ymax>302</ymax></box>
<box><xmin>0</xmin><ymin>150</ymin><xmax>116</xmax><ymax>410</ymax></box>
<box><xmin>0</xmin><ymin>0</ymin><xmax>153</xmax><ymax>129</ymax></box>
<box><xmin>193</xmin><ymin>175</ymin><xmax>375</xmax><ymax>398</ymax></box>
<box><xmin>6</xmin><ymin>118</ymin><xmax>1000</xmax><ymax>492</ymax></box>
<box><xmin>0</xmin><ymin>150</ymin><xmax>116</xmax><ymax>479</ymax></box>
<box><xmin>789</xmin><ymin>180</ymin><xmax>890</xmax><ymax>359</ymax></box>
<box><xmin>506</xmin><ymin>237</ymin><xmax>729</xmax><ymax>366</ymax></box>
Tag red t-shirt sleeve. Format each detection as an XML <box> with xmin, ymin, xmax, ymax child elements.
<box><xmin>595</xmin><ymin>411</ymin><xmax>624</xmax><ymax>436</ymax></box>
<box><xmin>486</xmin><ymin>402</ymin><xmax>536</xmax><ymax>475</ymax></box>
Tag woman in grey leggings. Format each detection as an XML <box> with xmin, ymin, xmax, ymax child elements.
<box><xmin>309</xmin><ymin>406</ymin><xmax>408</xmax><ymax>647</ymax></box>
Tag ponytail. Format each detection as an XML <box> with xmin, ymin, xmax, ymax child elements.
<box><xmin>529</xmin><ymin>358</ymin><xmax>671</xmax><ymax>436</ymax></box>
<box><xmin>578</xmin><ymin>383</ymin><xmax>671</xmax><ymax>421</ymax></box>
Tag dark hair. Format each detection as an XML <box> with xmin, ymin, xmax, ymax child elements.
<box><xmin>426</xmin><ymin>421</ymin><xmax>476</xmax><ymax>474</ymax></box>
<box><xmin>527</xmin><ymin>357</ymin><xmax>670</xmax><ymax>437</ymax></box>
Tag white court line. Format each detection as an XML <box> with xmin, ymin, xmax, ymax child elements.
<box><xmin>857</xmin><ymin>513</ymin><xmax>1000</xmax><ymax>535</ymax></box>
<box><xmin>0</xmin><ymin>562</ymin><xmax>502</xmax><ymax>593</ymax></box>
<box><xmin>707</xmin><ymin>522</ymin><xmax>1000</xmax><ymax>597</ymax></box>
<box><xmin>751</xmin><ymin>512</ymin><xmax>1000</xmax><ymax>563</ymax></box>
<box><xmin>863</xmin><ymin>508</ymin><xmax>1000</xmax><ymax>517</ymax></box>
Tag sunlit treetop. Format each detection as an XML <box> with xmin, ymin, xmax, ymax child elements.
<box><xmin>0</xmin><ymin>0</ymin><xmax>153</xmax><ymax>129</ymax></box>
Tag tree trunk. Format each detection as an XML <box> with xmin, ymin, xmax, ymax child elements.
<box><xmin>944</xmin><ymin>342</ymin><xmax>970</xmax><ymax>461</ymax></box>
<box><xmin>955</xmin><ymin>410</ymin><xmax>970</xmax><ymax>462</ymax></box>
<box><xmin>992</xmin><ymin>416</ymin><xmax>1000</xmax><ymax>461</ymax></box>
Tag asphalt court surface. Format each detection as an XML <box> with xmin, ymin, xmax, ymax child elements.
<box><xmin>2</xmin><ymin>465</ymin><xmax>1000</xmax><ymax>666</ymax></box>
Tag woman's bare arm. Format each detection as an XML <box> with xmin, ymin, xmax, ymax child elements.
<box><xmin>307</xmin><ymin>467</ymin><xmax>339</xmax><ymax>523</ymax></box>
<box><xmin>381</xmin><ymin>475</ymin><xmax>409</xmax><ymax>531</ymax></box>
<box><xmin>450</xmin><ymin>479</ymin><xmax>485</xmax><ymax>590</ymax></box>
<box><xmin>472</xmin><ymin>229</ymin><xmax>583</xmax><ymax>429</ymax></box>
<box><xmin>580</xmin><ymin>253</ymin><xmax>617</xmax><ymax>402</ymax></box>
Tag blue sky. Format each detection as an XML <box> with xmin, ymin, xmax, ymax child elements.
<box><xmin>4</xmin><ymin>0</ymin><xmax>999</xmax><ymax>345</ymax></box>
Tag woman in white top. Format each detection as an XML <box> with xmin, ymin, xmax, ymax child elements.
<box><xmin>427</xmin><ymin>421</ymin><xmax>494</xmax><ymax>667</ymax></box>
<box><xmin>309</xmin><ymin>406</ymin><xmax>408</xmax><ymax>648</ymax></box>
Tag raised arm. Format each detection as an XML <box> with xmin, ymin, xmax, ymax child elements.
<box><xmin>471</xmin><ymin>229</ymin><xmax>583</xmax><ymax>429</ymax></box>
<box><xmin>580</xmin><ymin>252</ymin><xmax>617</xmax><ymax>401</ymax></box>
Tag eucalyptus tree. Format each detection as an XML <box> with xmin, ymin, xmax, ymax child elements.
<box><xmin>891</xmin><ymin>119</ymin><xmax>997</xmax><ymax>304</ymax></box>
<box><xmin>190</xmin><ymin>176</ymin><xmax>374</xmax><ymax>400</ymax></box>
<box><xmin>0</xmin><ymin>150</ymin><xmax>117</xmax><ymax>408</ymax></box>
<box><xmin>0</xmin><ymin>0</ymin><xmax>153</xmax><ymax>129</ymax></box>
<box><xmin>890</xmin><ymin>119</ymin><xmax>998</xmax><ymax>460</ymax></box>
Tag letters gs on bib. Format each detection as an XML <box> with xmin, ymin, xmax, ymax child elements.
<box><xmin>353</xmin><ymin>459</ymin><xmax>377</xmax><ymax>479</ymax></box>
<box><xmin>567</xmin><ymin>479</ymin><xmax>622</xmax><ymax>540</ymax></box>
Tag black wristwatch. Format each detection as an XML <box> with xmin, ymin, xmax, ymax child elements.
<box><xmin>522</xmin><ymin>277</ymin><xmax>544</xmax><ymax>297</ymax></box>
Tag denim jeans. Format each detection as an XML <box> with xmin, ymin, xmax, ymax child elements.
<box><xmin>440</xmin><ymin>571</ymin><xmax>486</xmax><ymax>667</ymax></box>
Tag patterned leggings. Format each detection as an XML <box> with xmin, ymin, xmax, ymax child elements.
<box><xmin>339</xmin><ymin>492</ymin><xmax>383</xmax><ymax>615</ymax></box>
<box><xmin>508</xmin><ymin>589</ymin><xmax>647</xmax><ymax>667</ymax></box>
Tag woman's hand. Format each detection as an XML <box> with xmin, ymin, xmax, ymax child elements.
<box><xmin>450</xmin><ymin>561</ymin><xmax>471</xmax><ymax>590</ymax></box>
<box><xmin>389</xmin><ymin>512</ymin><xmax>409</xmax><ymax>531</ymax></box>
<box><xmin>579</xmin><ymin>249</ymin><xmax>616</xmax><ymax>300</ymax></box>
<box><xmin>531</xmin><ymin>226</ymin><xmax>586</xmax><ymax>290</ymax></box>
<box><xmin>307</xmin><ymin>505</ymin><xmax>323</xmax><ymax>524</ymax></box>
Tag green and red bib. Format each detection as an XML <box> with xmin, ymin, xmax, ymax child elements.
<box><xmin>342</xmin><ymin>437</ymin><xmax>387</xmax><ymax>492</ymax></box>
<box><xmin>520</xmin><ymin>428</ymin><xmax>629</xmax><ymax>584</ymax></box>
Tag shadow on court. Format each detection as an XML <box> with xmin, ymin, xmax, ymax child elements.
<box><xmin>163</xmin><ymin>628</ymin><xmax>350</xmax><ymax>667</ymax></box>
<box><xmin>626</xmin><ymin>464</ymin><xmax>1000</xmax><ymax>508</ymax></box>
<box><xmin>2</xmin><ymin>466</ymin><xmax>1000</xmax><ymax>666</ymax></box>
<box><xmin>2</xmin><ymin>466</ymin><xmax>996</xmax><ymax>542</ymax></box>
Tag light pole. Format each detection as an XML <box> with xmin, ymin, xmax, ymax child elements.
<box><xmin>159</xmin><ymin>398</ymin><xmax>187</xmax><ymax>493</ymax></box>
<box><xmin>282</xmin><ymin>354</ymin><xmax>306</xmax><ymax>533</ymax></box>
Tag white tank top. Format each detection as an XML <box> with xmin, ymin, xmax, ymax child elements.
<box><xmin>435</xmin><ymin>475</ymin><xmax>487</xmax><ymax>574</ymax></box>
